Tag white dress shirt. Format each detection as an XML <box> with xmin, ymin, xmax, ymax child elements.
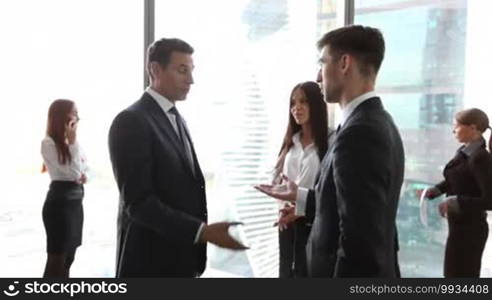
<box><xmin>145</xmin><ymin>87</ymin><xmax>204</xmax><ymax>244</ymax></box>
<box><xmin>41</xmin><ymin>136</ymin><xmax>89</xmax><ymax>182</ymax></box>
<box><xmin>339</xmin><ymin>91</ymin><xmax>378</xmax><ymax>128</ymax></box>
<box><xmin>283</xmin><ymin>132</ymin><xmax>320</xmax><ymax>217</ymax></box>
<box><xmin>295</xmin><ymin>91</ymin><xmax>378</xmax><ymax>216</ymax></box>
<box><xmin>146</xmin><ymin>87</ymin><xmax>195</xmax><ymax>167</ymax></box>
<box><xmin>146</xmin><ymin>87</ymin><xmax>180</xmax><ymax>133</ymax></box>
<box><xmin>283</xmin><ymin>132</ymin><xmax>320</xmax><ymax>188</ymax></box>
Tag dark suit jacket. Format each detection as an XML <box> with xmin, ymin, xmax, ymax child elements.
<box><xmin>432</xmin><ymin>139</ymin><xmax>492</xmax><ymax>277</ymax></box>
<box><xmin>305</xmin><ymin>97</ymin><xmax>405</xmax><ymax>277</ymax></box>
<box><xmin>108</xmin><ymin>92</ymin><xmax>207</xmax><ymax>277</ymax></box>
<box><xmin>434</xmin><ymin>139</ymin><xmax>492</xmax><ymax>222</ymax></box>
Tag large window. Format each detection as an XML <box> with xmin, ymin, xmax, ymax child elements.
<box><xmin>355</xmin><ymin>0</ymin><xmax>492</xmax><ymax>277</ymax></box>
<box><xmin>2</xmin><ymin>0</ymin><xmax>490</xmax><ymax>278</ymax></box>
<box><xmin>0</xmin><ymin>0</ymin><xmax>143</xmax><ymax>277</ymax></box>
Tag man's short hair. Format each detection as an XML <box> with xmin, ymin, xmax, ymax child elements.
<box><xmin>146</xmin><ymin>38</ymin><xmax>194</xmax><ymax>75</ymax></box>
<box><xmin>317</xmin><ymin>25</ymin><xmax>385</xmax><ymax>77</ymax></box>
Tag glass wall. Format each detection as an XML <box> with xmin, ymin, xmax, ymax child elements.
<box><xmin>355</xmin><ymin>0</ymin><xmax>492</xmax><ymax>277</ymax></box>
<box><xmin>0</xmin><ymin>0</ymin><xmax>143</xmax><ymax>277</ymax></box>
<box><xmin>1</xmin><ymin>0</ymin><xmax>490</xmax><ymax>278</ymax></box>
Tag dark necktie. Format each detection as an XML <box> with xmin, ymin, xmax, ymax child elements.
<box><xmin>169</xmin><ymin>106</ymin><xmax>195</xmax><ymax>175</ymax></box>
<box><xmin>336</xmin><ymin>124</ymin><xmax>342</xmax><ymax>134</ymax></box>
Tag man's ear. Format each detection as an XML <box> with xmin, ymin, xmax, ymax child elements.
<box><xmin>340</xmin><ymin>54</ymin><xmax>351</xmax><ymax>74</ymax></box>
<box><xmin>149</xmin><ymin>62</ymin><xmax>160</xmax><ymax>78</ymax></box>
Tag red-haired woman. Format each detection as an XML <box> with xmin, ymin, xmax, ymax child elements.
<box><xmin>41</xmin><ymin>99</ymin><xmax>88</xmax><ymax>277</ymax></box>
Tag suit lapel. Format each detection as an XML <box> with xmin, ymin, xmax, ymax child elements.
<box><xmin>316</xmin><ymin>98</ymin><xmax>383</xmax><ymax>190</ymax></box>
<box><xmin>341</xmin><ymin>97</ymin><xmax>383</xmax><ymax>133</ymax></box>
<box><xmin>180</xmin><ymin>119</ymin><xmax>205</xmax><ymax>183</ymax></box>
<box><xmin>140</xmin><ymin>93</ymin><xmax>198</xmax><ymax>179</ymax></box>
<box><xmin>315</xmin><ymin>141</ymin><xmax>336</xmax><ymax>191</ymax></box>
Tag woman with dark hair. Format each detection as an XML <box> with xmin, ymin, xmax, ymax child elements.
<box><xmin>272</xmin><ymin>81</ymin><xmax>331</xmax><ymax>277</ymax></box>
<box><xmin>41</xmin><ymin>99</ymin><xmax>88</xmax><ymax>277</ymax></box>
<box><xmin>422</xmin><ymin>108</ymin><xmax>492</xmax><ymax>277</ymax></box>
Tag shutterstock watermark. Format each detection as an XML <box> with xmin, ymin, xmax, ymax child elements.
<box><xmin>2</xmin><ymin>280</ymin><xmax>127</xmax><ymax>297</ymax></box>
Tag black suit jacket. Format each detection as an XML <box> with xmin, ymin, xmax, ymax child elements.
<box><xmin>108</xmin><ymin>92</ymin><xmax>207</xmax><ymax>277</ymax></box>
<box><xmin>306</xmin><ymin>97</ymin><xmax>404</xmax><ymax>277</ymax></box>
<box><xmin>435</xmin><ymin>139</ymin><xmax>492</xmax><ymax>221</ymax></box>
<box><xmin>432</xmin><ymin>139</ymin><xmax>492</xmax><ymax>277</ymax></box>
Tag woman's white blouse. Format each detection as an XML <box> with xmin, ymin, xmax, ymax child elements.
<box><xmin>282</xmin><ymin>132</ymin><xmax>320</xmax><ymax>189</ymax></box>
<box><xmin>41</xmin><ymin>136</ymin><xmax>89</xmax><ymax>182</ymax></box>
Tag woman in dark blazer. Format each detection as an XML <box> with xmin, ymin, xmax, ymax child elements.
<box><xmin>424</xmin><ymin>108</ymin><xmax>492</xmax><ymax>277</ymax></box>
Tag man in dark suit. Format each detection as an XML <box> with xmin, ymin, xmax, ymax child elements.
<box><xmin>109</xmin><ymin>38</ymin><xmax>246</xmax><ymax>278</ymax></box>
<box><xmin>256</xmin><ymin>25</ymin><xmax>404</xmax><ymax>277</ymax></box>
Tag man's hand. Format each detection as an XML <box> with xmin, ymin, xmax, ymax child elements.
<box><xmin>274</xmin><ymin>205</ymin><xmax>300</xmax><ymax>231</ymax></box>
<box><xmin>254</xmin><ymin>174</ymin><xmax>298</xmax><ymax>202</ymax></box>
<box><xmin>199</xmin><ymin>222</ymin><xmax>248</xmax><ymax>250</ymax></box>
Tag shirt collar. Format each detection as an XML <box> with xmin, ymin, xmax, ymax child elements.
<box><xmin>146</xmin><ymin>87</ymin><xmax>175</xmax><ymax>114</ymax></box>
<box><xmin>340</xmin><ymin>91</ymin><xmax>378</xmax><ymax>127</ymax></box>
<box><xmin>292</xmin><ymin>131</ymin><xmax>315</xmax><ymax>151</ymax></box>
<box><xmin>460</xmin><ymin>138</ymin><xmax>485</xmax><ymax>157</ymax></box>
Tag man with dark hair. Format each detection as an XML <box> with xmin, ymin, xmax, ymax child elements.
<box><xmin>256</xmin><ymin>25</ymin><xmax>404</xmax><ymax>277</ymax></box>
<box><xmin>109</xmin><ymin>38</ymin><xmax>246</xmax><ymax>278</ymax></box>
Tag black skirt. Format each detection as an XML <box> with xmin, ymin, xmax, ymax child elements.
<box><xmin>42</xmin><ymin>181</ymin><xmax>84</xmax><ymax>253</ymax></box>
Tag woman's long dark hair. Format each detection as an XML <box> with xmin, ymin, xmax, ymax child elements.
<box><xmin>42</xmin><ymin>99</ymin><xmax>75</xmax><ymax>172</ymax></box>
<box><xmin>273</xmin><ymin>81</ymin><xmax>328</xmax><ymax>181</ymax></box>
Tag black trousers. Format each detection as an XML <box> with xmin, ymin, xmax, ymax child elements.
<box><xmin>278</xmin><ymin>218</ymin><xmax>311</xmax><ymax>278</ymax></box>
<box><xmin>444</xmin><ymin>217</ymin><xmax>489</xmax><ymax>277</ymax></box>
